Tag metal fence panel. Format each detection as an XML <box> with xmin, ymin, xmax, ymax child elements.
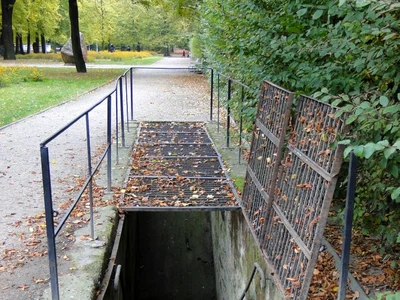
<box><xmin>241</xmin><ymin>85</ymin><xmax>347</xmax><ymax>299</ymax></box>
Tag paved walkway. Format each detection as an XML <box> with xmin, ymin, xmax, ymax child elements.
<box><xmin>0</xmin><ymin>56</ymin><xmax>211</xmax><ymax>299</ymax></box>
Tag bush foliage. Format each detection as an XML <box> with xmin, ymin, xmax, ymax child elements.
<box><xmin>198</xmin><ymin>0</ymin><xmax>400</xmax><ymax>248</ymax></box>
<box><xmin>16</xmin><ymin>50</ymin><xmax>153</xmax><ymax>63</ymax></box>
<box><xmin>0</xmin><ymin>66</ymin><xmax>43</xmax><ymax>87</ymax></box>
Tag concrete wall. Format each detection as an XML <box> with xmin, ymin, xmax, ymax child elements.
<box><xmin>211</xmin><ymin>211</ymin><xmax>284</xmax><ymax>300</ymax></box>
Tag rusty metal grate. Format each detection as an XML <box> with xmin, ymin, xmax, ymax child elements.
<box><xmin>137</xmin><ymin>143</ymin><xmax>218</xmax><ymax>157</ymax></box>
<box><xmin>241</xmin><ymin>83</ymin><xmax>346</xmax><ymax>299</ymax></box>
<box><xmin>242</xmin><ymin>81</ymin><xmax>294</xmax><ymax>240</ymax></box>
<box><xmin>130</xmin><ymin>157</ymin><xmax>224</xmax><ymax>178</ymax></box>
<box><xmin>138</xmin><ymin>132</ymin><xmax>211</xmax><ymax>144</ymax></box>
<box><xmin>123</xmin><ymin>177</ymin><xmax>236</xmax><ymax>208</ymax></box>
<box><xmin>140</xmin><ymin>122</ymin><xmax>205</xmax><ymax>132</ymax></box>
<box><xmin>120</xmin><ymin>121</ymin><xmax>240</xmax><ymax>211</ymax></box>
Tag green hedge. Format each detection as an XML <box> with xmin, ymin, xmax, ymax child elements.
<box><xmin>198</xmin><ymin>0</ymin><xmax>400</xmax><ymax>249</ymax></box>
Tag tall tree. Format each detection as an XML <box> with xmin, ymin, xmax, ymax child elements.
<box><xmin>68</xmin><ymin>0</ymin><xmax>86</xmax><ymax>72</ymax></box>
<box><xmin>1</xmin><ymin>0</ymin><xmax>17</xmax><ymax>60</ymax></box>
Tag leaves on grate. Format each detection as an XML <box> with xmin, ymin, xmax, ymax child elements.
<box><xmin>130</xmin><ymin>157</ymin><xmax>224</xmax><ymax>178</ymax></box>
<box><xmin>140</xmin><ymin>121</ymin><xmax>205</xmax><ymax>133</ymax></box>
<box><xmin>288</xmin><ymin>96</ymin><xmax>346</xmax><ymax>174</ymax></box>
<box><xmin>122</xmin><ymin>121</ymin><xmax>240</xmax><ymax>209</ymax></box>
<box><xmin>122</xmin><ymin>177</ymin><xmax>237</xmax><ymax>207</ymax></box>
<box><xmin>138</xmin><ymin>132</ymin><xmax>211</xmax><ymax>144</ymax></box>
<box><xmin>136</xmin><ymin>143</ymin><xmax>218</xmax><ymax>157</ymax></box>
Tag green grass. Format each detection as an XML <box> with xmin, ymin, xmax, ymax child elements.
<box><xmin>0</xmin><ymin>68</ymin><xmax>124</xmax><ymax>127</ymax></box>
<box><xmin>232</xmin><ymin>176</ymin><xmax>245</xmax><ymax>193</ymax></box>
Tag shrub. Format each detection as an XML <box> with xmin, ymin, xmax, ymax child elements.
<box><xmin>0</xmin><ymin>66</ymin><xmax>43</xmax><ymax>87</ymax></box>
<box><xmin>16</xmin><ymin>53</ymin><xmax>62</xmax><ymax>61</ymax></box>
<box><xmin>86</xmin><ymin>50</ymin><xmax>152</xmax><ymax>62</ymax></box>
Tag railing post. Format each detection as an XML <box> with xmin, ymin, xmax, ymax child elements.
<box><xmin>115</xmin><ymin>91</ymin><xmax>119</xmax><ymax>164</ymax></box>
<box><xmin>40</xmin><ymin>145</ymin><xmax>60</xmax><ymax>300</ymax></box>
<box><xmin>338</xmin><ymin>152</ymin><xmax>357</xmax><ymax>300</ymax></box>
<box><xmin>226</xmin><ymin>79</ymin><xmax>231</xmax><ymax>148</ymax></box>
<box><xmin>130</xmin><ymin>68</ymin><xmax>134</xmax><ymax>120</ymax></box>
<box><xmin>210</xmin><ymin>68</ymin><xmax>214</xmax><ymax>121</ymax></box>
<box><xmin>217</xmin><ymin>73</ymin><xmax>220</xmax><ymax>133</ymax></box>
<box><xmin>239</xmin><ymin>86</ymin><xmax>244</xmax><ymax>164</ymax></box>
<box><xmin>119</xmin><ymin>78</ymin><xmax>126</xmax><ymax>147</ymax></box>
<box><xmin>85</xmin><ymin>114</ymin><xmax>95</xmax><ymax>239</ymax></box>
<box><xmin>125</xmin><ymin>75</ymin><xmax>130</xmax><ymax>132</ymax></box>
<box><xmin>107</xmin><ymin>95</ymin><xmax>112</xmax><ymax>193</ymax></box>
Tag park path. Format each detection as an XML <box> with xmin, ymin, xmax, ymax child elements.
<box><xmin>0</xmin><ymin>56</ymin><xmax>211</xmax><ymax>299</ymax></box>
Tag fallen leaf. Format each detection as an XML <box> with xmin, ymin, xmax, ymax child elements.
<box><xmin>352</xmin><ymin>291</ymin><xmax>360</xmax><ymax>299</ymax></box>
<box><xmin>33</xmin><ymin>277</ymin><xmax>49</xmax><ymax>284</ymax></box>
<box><xmin>286</xmin><ymin>277</ymin><xmax>298</xmax><ymax>281</ymax></box>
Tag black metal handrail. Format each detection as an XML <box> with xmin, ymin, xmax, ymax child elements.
<box><xmin>40</xmin><ymin>69</ymin><xmax>134</xmax><ymax>299</ymax></box>
<box><xmin>40</xmin><ymin>66</ymin><xmax>212</xmax><ymax>299</ymax></box>
<box><xmin>208</xmin><ymin>68</ymin><xmax>255</xmax><ymax>164</ymax></box>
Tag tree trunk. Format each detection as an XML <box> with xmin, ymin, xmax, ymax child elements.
<box><xmin>1</xmin><ymin>0</ymin><xmax>17</xmax><ymax>60</ymax></box>
<box><xmin>15</xmin><ymin>34</ymin><xmax>19</xmax><ymax>54</ymax></box>
<box><xmin>33</xmin><ymin>35</ymin><xmax>40</xmax><ymax>53</ymax></box>
<box><xmin>68</xmin><ymin>0</ymin><xmax>86</xmax><ymax>73</ymax></box>
<box><xmin>41</xmin><ymin>34</ymin><xmax>46</xmax><ymax>54</ymax></box>
<box><xmin>16</xmin><ymin>33</ymin><xmax>24</xmax><ymax>54</ymax></box>
<box><xmin>19</xmin><ymin>35</ymin><xmax>24</xmax><ymax>54</ymax></box>
<box><xmin>27</xmin><ymin>32</ymin><xmax>31</xmax><ymax>54</ymax></box>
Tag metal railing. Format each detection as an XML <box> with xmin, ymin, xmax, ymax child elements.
<box><xmin>208</xmin><ymin>69</ymin><xmax>254</xmax><ymax>164</ymax></box>
<box><xmin>40</xmin><ymin>68</ymin><xmax>134</xmax><ymax>300</ymax></box>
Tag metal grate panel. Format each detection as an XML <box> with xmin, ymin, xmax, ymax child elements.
<box><xmin>140</xmin><ymin>122</ymin><xmax>205</xmax><ymax>132</ymax></box>
<box><xmin>138</xmin><ymin>132</ymin><xmax>211</xmax><ymax>144</ymax></box>
<box><xmin>130</xmin><ymin>157</ymin><xmax>224</xmax><ymax>178</ymax></box>
<box><xmin>121</xmin><ymin>121</ymin><xmax>240</xmax><ymax>211</ymax></box>
<box><xmin>241</xmin><ymin>83</ymin><xmax>346</xmax><ymax>299</ymax></box>
<box><xmin>137</xmin><ymin>143</ymin><xmax>218</xmax><ymax>157</ymax></box>
<box><xmin>122</xmin><ymin>177</ymin><xmax>236</xmax><ymax>207</ymax></box>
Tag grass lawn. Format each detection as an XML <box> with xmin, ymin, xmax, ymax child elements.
<box><xmin>0</xmin><ymin>68</ymin><xmax>124</xmax><ymax>127</ymax></box>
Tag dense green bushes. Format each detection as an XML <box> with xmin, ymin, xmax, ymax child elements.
<box><xmin>197</xmin><ymin>0</ymin><xmax>400</xmax><ymax>249</ymax></box>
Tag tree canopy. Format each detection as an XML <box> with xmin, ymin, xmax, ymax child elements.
<box><xmin>0</xmin><ymin>0</ymin><xmax>193</xmax><ymax>56</ymax></box>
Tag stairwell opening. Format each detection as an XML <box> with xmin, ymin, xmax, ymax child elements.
<box><xmin>101</xmin><ymin>211</ymin><xmax>217</xmax><ymax>300</ymax></box>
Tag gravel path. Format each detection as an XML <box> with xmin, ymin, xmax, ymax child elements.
<box><xmin>0</xmin><ymin>56</ymin><xmax>211</xmax><ymax>299</ymax></box>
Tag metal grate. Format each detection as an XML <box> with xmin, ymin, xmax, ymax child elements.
<box><xmin>120</xmin><ymin>121</ymin><xmax>240</xmax><ymax>211</ymax></box>
<box><xmin>123</xmin><ymin>177</ymin><xmax>236</xmax><ymax>208</ymax></box>
<box><xmin>242</xmin><ymin>81</ymin><xmax>294</xmax><ymax>240</ymax></box>
<box><xmin>137</xmin><ymin>143</ymin><xmax>217</xmax><ymax>157</ymax></box>
<box><xmin>130</xmin><ymin>157</ymin><xmax>224</xmax><ymax>178</ymax></box>
<box><xmin>241</xmin><ymin>83</ymin><xmax>346</xmax><ymax>299</ymax></box>
<box><xmin>140</xmin><ymin>122</ymin><xmax>205</xmax><ymax>132</ymax></box>
<box><xmin>138</xmin><ymin>132</ymin><xmax>211</xmax><ymax>144</ymax></box>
